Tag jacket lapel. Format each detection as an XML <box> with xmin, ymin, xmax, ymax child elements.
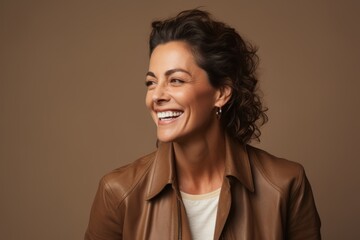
<box><xmin>214</xmin><ymin>135</ymin><xmax>255</xmax><ymax>239</ymax></box>
<box><xmin>224</xmin><ymin>135</ymin><xmax>254</xmax><ymax>193</ymax></box>
<box><xmin>145</xmin><ymin>142</ymin><xmax>176</xmax><ymax>200</ymax></box>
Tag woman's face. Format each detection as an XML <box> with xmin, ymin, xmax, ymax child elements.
<box><xmin>145</xmin><ymin>41</ymin><xmax>222</xmax><ymax>143</ymax></box>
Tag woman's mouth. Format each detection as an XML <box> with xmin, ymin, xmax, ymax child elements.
<box><xmin>157</xmin><ymin>111</ymin><xmax>183</xmax><ymax>121</ymax></box>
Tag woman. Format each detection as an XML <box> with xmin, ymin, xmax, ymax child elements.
<box><xmin>85</xmin><ymin>9</ymin><xmax>321</xmax><ymax>240</ymax></box>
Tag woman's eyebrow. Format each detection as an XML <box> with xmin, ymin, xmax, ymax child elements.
<box><xmin>165</xmin><ymin>68</ymin><xmax>192</xmax><ymax>77</ymax></box>
<box><xmin>146</xmin><ymin>68</ymin><xmax>192</xmax><ymax>78</ymax></box>
<box><xmin>146</xmin><ymin>71</ymin><xmax>156</xmax><ymax>78</ymax></box>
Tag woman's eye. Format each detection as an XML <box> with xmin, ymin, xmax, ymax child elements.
<box><xmin>145</xmin><ymin>80</ymin><xmax>156</xmax><ymax>88</ymax></box>
<box><xmin>170</xmin><ymin>79</ymin><xmax>184</xmax><ymax>85</ymax></box>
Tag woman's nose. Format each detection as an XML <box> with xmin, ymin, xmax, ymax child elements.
<box><xmin>152</xmin><ymin>82</ymin><xmax>170</xmax><ymax>104</ymax></box>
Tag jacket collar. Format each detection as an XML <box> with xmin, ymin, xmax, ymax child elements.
<box><xmin>145</xmin><ymin>134</ymin><xmax>254</xmax><ymax>200</ymax></box>
<box><xmin>224</xmin><ymin>135</ymin><xmax>255</xmax><ymax>192</ymax></box>
<box><xmin>145</xmin><ymin>142</ymin><xmax>177</xmax><ymax>200</ymax></box>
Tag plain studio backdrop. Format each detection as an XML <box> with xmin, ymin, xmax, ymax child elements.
<box><xmin>1</xmin><ymin>0</ymin><xmax>359</xmax><ymax>239</ymax></box>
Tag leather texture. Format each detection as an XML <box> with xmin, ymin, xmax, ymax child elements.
<box><xmin>84</xmin><ymin>136</ymin><xmax>321</xmax><ymax>240</ymax></box>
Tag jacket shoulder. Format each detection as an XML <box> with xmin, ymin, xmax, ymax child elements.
<box><xmin>247</xmin><ymin>145</ymin><xmax>305</xmax><ymax>194</ymax></box>
<box><xmin>100</xmin><ymin>151</ymin><xmax>156</xmax><ymax>204</ymax></box>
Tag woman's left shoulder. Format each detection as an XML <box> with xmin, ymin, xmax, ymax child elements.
<box><xmin>246</xmin><ymin>145</ymin><xmax>307</xmax><ymax>191</ymax></box>
<box><xmin>247</xmin><ymin>145</ymin><xmax>304</xmax><ymax>170</ymax></box>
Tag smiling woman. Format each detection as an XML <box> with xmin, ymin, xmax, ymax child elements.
<box><xmin>84</xmin><ymin>9</ymin><xmax>321</xmax><ymax>240</ymax></box>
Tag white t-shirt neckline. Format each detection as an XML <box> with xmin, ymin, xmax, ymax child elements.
<box><xmin>180</xmin><ymin>188</ymin><xmax>221</xmax><ymax>240</ymax></box>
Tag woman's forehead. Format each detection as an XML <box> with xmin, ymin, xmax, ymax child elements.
<box><xmin>149</xmin><ymin>42</ymin><xmax>198</xmax><ymax>73</ymax></box>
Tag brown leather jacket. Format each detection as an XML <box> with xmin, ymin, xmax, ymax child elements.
<box><xmin>84</xmin><ymin>137</ymin><xmax>321</xmax><ymax>239</ymax></box>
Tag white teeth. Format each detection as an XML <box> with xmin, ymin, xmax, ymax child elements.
<box><xmin>157</xmin><ymin>111</ymin><xmax>183</xmax><ymax>119</ymax></box>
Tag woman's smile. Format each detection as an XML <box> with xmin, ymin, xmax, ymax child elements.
<box><xmin>156</xmin><ymin>110</ymin><xmax>184</xmax><ymax>124</ymax></box>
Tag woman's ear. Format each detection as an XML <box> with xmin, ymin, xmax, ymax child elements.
<box><xmin>215</xmin><ymin>80</ymin><xmax>232</xmax><ymax>107</ymax></box>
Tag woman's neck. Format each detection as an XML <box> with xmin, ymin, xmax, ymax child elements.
<box><xmin>173</xmin><ymin>130</ymin><xmax>227</xmax><ymax>194</ymax></box>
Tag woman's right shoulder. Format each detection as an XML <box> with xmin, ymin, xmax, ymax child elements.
<box><xmin>98</xmin><ymin>151</ymin><xmax>157</xmax><ymax>202</ymax></box>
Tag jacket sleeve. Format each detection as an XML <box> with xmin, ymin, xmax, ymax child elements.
<box><xmin>84</xmin><ymin>177</ymin><xmax>124</xmax><ymax>240</ymax></box>
<box><xmin>287</xmin><ymin>167</ymin><xmax>321</xmax><ymax>240</ymax></box>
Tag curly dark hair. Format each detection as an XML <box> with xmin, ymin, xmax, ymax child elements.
<box><xmin>149</xmin><ymin>9</ymin><xmax>268</xmax><ymax>144</ymax></box>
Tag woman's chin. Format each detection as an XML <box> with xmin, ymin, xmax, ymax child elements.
<box><xmin>156</xmin><ymin>135</ymin><xmax>175</xmax><ymax>143</ymax></box>
<box><xmin>156</xmin><ymin>131</ymin><xmax>184</xmax><ymax>143</ymax></box>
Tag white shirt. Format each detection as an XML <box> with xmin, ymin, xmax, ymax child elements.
<box><xmin>180</xmin><ymin>188</ymin><xmax>221</xmax><ymax>240</ymax></box>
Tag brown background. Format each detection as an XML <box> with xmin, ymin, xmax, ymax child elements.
<box><xmin>1</xmin><ymin>0</ymin><xmax>359</xmax><ymax>239</ymax></box>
